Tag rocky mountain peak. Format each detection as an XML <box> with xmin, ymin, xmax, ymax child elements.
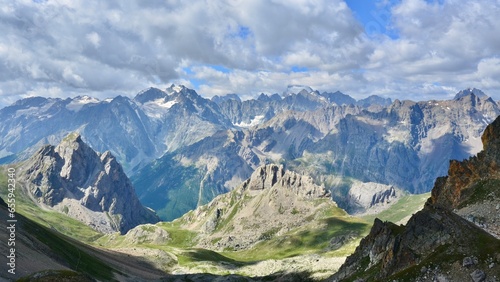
<box><xmin>134</xmin><ymin>87</ymin><xmax>167</xmax><ymax>104</ymax></box>
<box><xmin>454</xmin><ymin>87</ymin><xmax>487</xmax><ymax>100</ymax></box>
<box><xmin>242</xmin><ymin>164</ymin><xmax>329</xmax><ymax>198</ymax></box>
<box><xmin>211</xmin><ymin>93</ymin><xmax>241</xmax><ymax>104</ymax></box>
<box><xmin>319</xmin><ymin>90</ymin><xmax>356</xmax><ymax>105</ymax></box>
<box><xmin>165</xmin><ymin>85</ymin><xmax>209</xmax><ymax>106</ymax></box>
<box><xmin>18</xmin><ymin>132</ymin><xmax>159</xmax><ymax>234</ymax></box>
<box><xmin>55</xmin><ymin>133</ymin><xmax>100</xmax><ymax>183</ymax></box>
<box><xmin>165</xmin><ymin>83</ymin><xmax>187</xmax><ymax>94</ymax></box>
<box><xmin>357</xmin><ymin>95</ymin><xmax>392</xmax><ymax>107</ymax></box>
<box><xmin>12</xmin><ymin>96</ymin><xmax>54</xmax><ymax>108</ymax></box>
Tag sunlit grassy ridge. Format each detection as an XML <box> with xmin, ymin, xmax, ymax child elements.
<box><xmin>219</xmin><ymin>216</ymin><xmax>371</xmax><ymax>262</ymax></box>
<box><xmin>361</xmin><ymin>192</ymin><xmax>430</xmax><ymax>224</ymax></box>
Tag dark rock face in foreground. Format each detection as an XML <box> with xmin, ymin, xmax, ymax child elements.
<box><xmin>18</xmin><ymin>133</ymin><xmax>159</xmax><ymax>234</ymax></box>
<box><xmin>329</xmin><ymin>117</ymin><xmax>500</xmax><ymax>281</ymax></box>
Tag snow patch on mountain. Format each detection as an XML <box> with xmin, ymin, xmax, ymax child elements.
<box><xmin>66</xmin><ymin>96</ymin><xmax>100</xmax><ymax>111</ymax></box>
<box><xmin>151</xmin><ymin>99</ymin><xmax>177</xmax><ymax>109</ymax></box>
<box><xmin>140</xmin><ymin>98</ymin><xmax>178</xmax><ymax>119</ymax></box>
<box><xmin>235</xmin><ymin>115</ymin><xmax>265</xmax><ymax>128</ymax></box>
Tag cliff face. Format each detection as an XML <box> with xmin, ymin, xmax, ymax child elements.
<box><xmin>19</xmin><ymin>133</ymin><xmax>159</xmax><ymax>234</ymax></box>
<box><xmin>429</xmin><ymin>116</ymin><xmax>500</xmax><ymax>210</ymax></box>
<box><xmin>329</xmin><ymin>117</ymin><xmax>500</xmax><ymax>281</ymax></box>
<box><xmin>240</xmin><ymin>164</ymin><xmax>328</xmax><ymax>198</ymax></box>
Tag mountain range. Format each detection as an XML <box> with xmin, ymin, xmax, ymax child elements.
<box><xmin>0</xmin><ymin>85</ymin><xmax>498</xmax><ymax>221</ymax></box>
<box><xmin>1</xmin><ymin>88</ymin><xmax>499</xmax><ymax>280</ymax></box>
<box><xmin>3</xmin><ymin>115</ymin><xmax>497</xmax><ymax>281</ymax></box>
<box><xmin>133</xmin><ymin>86</ymin><xmax>500</xmax><ymax>219</ymax></box>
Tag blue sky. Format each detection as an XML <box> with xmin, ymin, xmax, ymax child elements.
<box><xmin>345</xmin><ymin>0</ymin><xmax>399</xmax><ymax>39</ymax></box>
<box><xmin>0</xmin><ymin>0</ymin><xmax>499</xmax><ymax>106</ymax></box>
<box><xmin>345</xmin><ymin>0</ymin><xmax>445</xmax><ymax>39</ymax></box>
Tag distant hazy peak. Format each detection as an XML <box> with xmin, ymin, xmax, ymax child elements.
<box><xmin>283</xmin><ymin>84</ymin><xmax>314</xmax><ymax>96</ymax></box>
<box><xmin>12</xmin><ymin>96</ymin><xmax>56</xmax><ymax>108</ymax></box>
<box><xmin>211</xmin><ymin>93</ymin><xmax>241</xmax><ymax>104</ymax></box>
<box><xmin>357</xmin><ymin>95</ymin><xmax>392</xmax><ymax>107</ymax></box>
<box><xmin>453</xmin><ymin>88</ymin><xmax>487</xmax><ymax>100</ymax></box>
<box><xmin>320</xmin><ymin>90</ymin><xmax>356</xmax><ymax>105</ymax></box>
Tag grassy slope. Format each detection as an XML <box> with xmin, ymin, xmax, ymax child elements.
<box><xmin>96</xmin><ymin>200</ymin><xmax>370</xmax><ymax>275</ymax></box>
<box><xmin>219</xmin><ymin>193</ymin><xmax>430</xmax><ymax>263</ymax></box>
<box><xmin>0</xmin><ymin>168</ymin><xmax>115</xmax><ymax>280</ymax></box>
<box><xmin>18</xmin><ymin>211</ymin><xmax>116</xmax><ymax>280</ymax></box>
<box><xmin>93</xmin><ymin>188</ymin><xmax>431</xmax><ymax>277</ymax></box>
<box><xmin>221</xmin><ymin>216</ymin><xmax>370</xmax><ymax>262</ymax></box>
<box><xmin>361</xmin><ymin>192</ymin><xmax>430</xmax><ymax>224</ymax></box>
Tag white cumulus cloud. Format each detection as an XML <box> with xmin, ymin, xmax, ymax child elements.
<box><xmin>0</xmin><ymin>0</ymin><xmax>499</xmax><ymax>107</ymax></box>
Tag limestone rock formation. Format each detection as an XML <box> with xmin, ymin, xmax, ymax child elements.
<box><xmin>178</xmin><ymin>164</ymin><xmax>334</xmax><ymax>251</ymax></box>
<box><xmin>18</xmin><ymin>133</ymin><xmax>159</xmax><ymax>234</ymax></box>
<box><xmin>241</xmin><ymin>164</ymin><xmax>327</xmax><ymax>198</ymax></box>
<box><xmin>344</xmin><ymin>182</ymin><xmax>401</xmax><ymax>214</ymax></box>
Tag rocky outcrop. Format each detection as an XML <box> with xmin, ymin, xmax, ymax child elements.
<box><xmin>331</xmin><ymin>207</ymin><xmax>499</xmax><ymax>281</ymax></box>
<box><xmin>343</xmin><ymin>182</ymin><xmax>401</xmax><ymax>214</ymax></box>
<box><xmin>241</xmin><ymin>164</ymin><xmax>328</xmax><ymax>198</ymax></box>
<box><xmin>178</xmin><ymin>164</ymin><xmax>333</xmax><ymax>251</ymax></box>
<box><xmin>18</xmin><ymin>133</ymin><xmax>159</xmax><ymax>234</ymax></box>
<box><xmin>329</xmin><ymin>116</ymin><xmax>500</xmax><ymax>281</ymax></box>
<box><xmin>123</xmin><ymin>224</ymin><xmax>170</xmax><ymax>245</ymax></box>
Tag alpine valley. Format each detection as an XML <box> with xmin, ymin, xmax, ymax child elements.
<box><xmin>0</xmin><ymin>85</ymin><xmax>499</xmax><ymax>281</ymax></box>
